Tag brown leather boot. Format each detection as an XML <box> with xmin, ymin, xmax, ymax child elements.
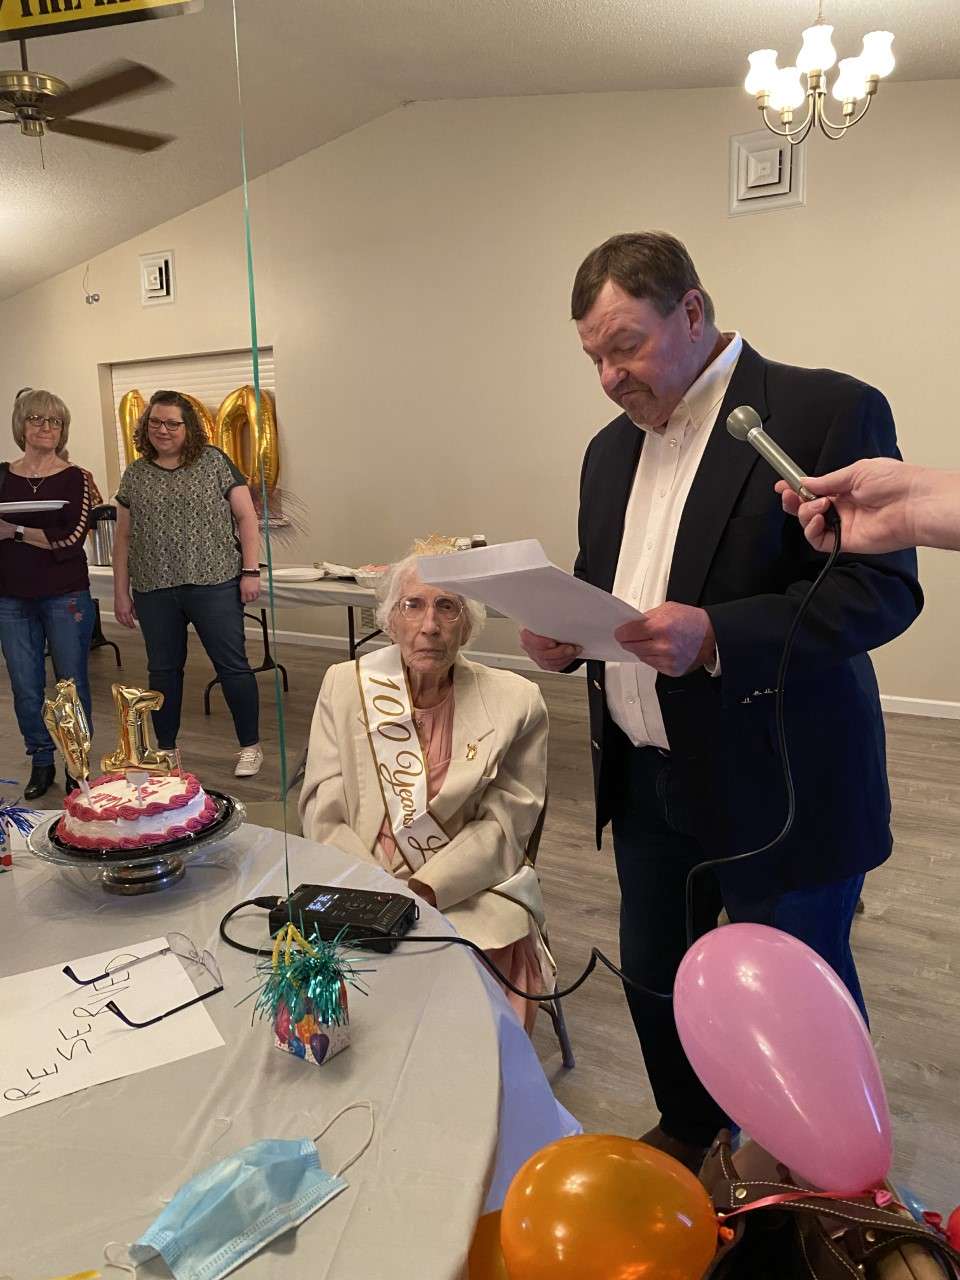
<box><xmin>638</xmin><ymin>1124</ymin><xmax>710</xmax><ymax>1175</ymax></box>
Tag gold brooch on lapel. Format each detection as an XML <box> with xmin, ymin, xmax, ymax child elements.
<box><xmin>466</xmin><ymin>743</ymin><xmax>478</xmax><ymax>761</ymax></box>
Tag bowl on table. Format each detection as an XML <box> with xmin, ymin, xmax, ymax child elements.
<box><xmin>353</xmin><ymin>564</ymin><xmax>388</xmax><ymax>591</ymax></box>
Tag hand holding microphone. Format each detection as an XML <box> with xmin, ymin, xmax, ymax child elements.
<box><xmin>776</xmin><ymin>459</ymin><xmax>958</xmax><ymax>555</ymax></box>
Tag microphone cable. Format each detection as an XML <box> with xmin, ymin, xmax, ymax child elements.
<box><xmin>682</xmin><ymin>510</ymin><xmax>842</xmax><ymax>947</ymax></box>
<box><xmin>220</xmin><ymin>511</ymin><xmax>842</xmax><ymax>1006</ymax></box>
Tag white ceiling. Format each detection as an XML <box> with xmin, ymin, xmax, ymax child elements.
<box><xmin>1</xmin><ymin>0</ymin><xmax>957</xmax><ymax>299</ymax></box>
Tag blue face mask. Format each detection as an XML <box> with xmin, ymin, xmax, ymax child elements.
<box><xmin>105</xmin><ymin>1102</ymin><xmax>374</xmax><ymax>1280</ymax></box>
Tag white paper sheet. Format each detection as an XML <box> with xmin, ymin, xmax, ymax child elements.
<box><xmin>0</xmin><ymin>937</ymin><xmax>224</xmax><ymax>1117</ymax></box>
<box><xmin>418</xmin><ymin>539</ymin><xmax>644</xmax><ymax>662</ymax></box>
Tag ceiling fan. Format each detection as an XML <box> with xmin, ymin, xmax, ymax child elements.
<box><xmin>0</xmin><ymin>41</ymin><xmax>173</xmax><ymax>152</ymax></box>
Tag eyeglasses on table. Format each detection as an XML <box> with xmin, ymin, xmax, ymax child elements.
<box><xmin>62</xmin><ymin>931</ymin><xmax>223</xmax><ymax>1029</ymax></box>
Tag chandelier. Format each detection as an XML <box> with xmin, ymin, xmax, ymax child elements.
<box><xmin>743</xmin><ymin>3</ymin><xmax>895</xmax><ymax>144</ymax></box>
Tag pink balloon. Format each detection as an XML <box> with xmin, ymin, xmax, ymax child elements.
<box><xmin>674</xmin><ymin>924</ymin><xmax>891</xmax><ymax>1192</ymax></box>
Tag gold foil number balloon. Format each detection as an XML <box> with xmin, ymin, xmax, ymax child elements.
<box><xmin>101</xmin><ymin>685</ymin><xmax>177</xmax><ymax>775</ymax></box>
<box><xmin>42</xmin><ymin>679</ymin><xmax>92</xmax><ymax>786</ymax></box>
<box><xmin>118</xmin><ymin>390</ymin><xmax>146</xmax><ymax>466</ymax></box>
<box><xmin>216</xmin><ymin>385</ymin><xmax>279</xmax><ymax>492</ymax></box>
<box><xmin>182</xmin><ymin>393</ymin><xmax>217</xmax><ymax>444</ymax></box>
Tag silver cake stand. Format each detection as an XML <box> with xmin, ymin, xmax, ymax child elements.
<box><xmin>27</xmin><ymin>791</ymin><xmax>246</xmax><ymax>895</ymax></box>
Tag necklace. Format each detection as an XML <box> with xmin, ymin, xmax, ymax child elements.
<box><xmin>19</xmin><ymin>460</ymin><xmax>59</xmax><ymax>495</ymax></box>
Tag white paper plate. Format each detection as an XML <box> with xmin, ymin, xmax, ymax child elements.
<box><xmin>269</xmin><ymin>567</ymin><xmax>325</xmax><ymax>582</ymax></box>
<box><xmin>0</xmin><ymin>499</ymin><xmax>68</xmax><ymax>514</ymax></box>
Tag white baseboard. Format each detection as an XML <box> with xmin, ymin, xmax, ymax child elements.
<box><xmin>879</xmin><ymin>695</ymin><xmax>960</xmax><ymax>720</ymax></box>
<box><xmin>102</xmin><ymin>612</ymin><xmax>960</xmax><ymax>719</ymax></box>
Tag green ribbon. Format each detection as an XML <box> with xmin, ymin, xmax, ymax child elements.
<box><xmin>231</xmin><ymin>0</ymin><xmax>290</xmax><ymax>905</ymax></box>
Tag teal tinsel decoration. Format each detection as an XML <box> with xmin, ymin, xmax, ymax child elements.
<box><xmin>252</xmin><ymin>925</ymin><xmax>371</xmax><ymax>1030</ymax></box>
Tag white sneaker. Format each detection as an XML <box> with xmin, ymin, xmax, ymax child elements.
<box><xmin>234</xmin><ymin>745</ymin><xmax>264</xmax><ymax>778</ymax></box>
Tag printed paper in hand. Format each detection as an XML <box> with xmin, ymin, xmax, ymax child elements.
<box><xmin>0</xmin><ymin>938</ymin><xmax>224</xmax><ymax>1118</ymax></box>
<box><xmin>418</xmin><ymin>539</ymin><xmax>645</xmax><ymax>662</ymax></box>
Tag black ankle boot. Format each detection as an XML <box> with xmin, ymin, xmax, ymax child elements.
<box><xmin>24</xmin><ymin>762</ymin><xmax>56</xmax><ymax>800</ymax></box>
<box><xmin>64</xmin><ymin>768</ymin><xmax>79</xmax><ymax>795</ymax></box>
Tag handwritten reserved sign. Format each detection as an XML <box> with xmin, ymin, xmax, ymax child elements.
<box><xmin>0</xmin><ymin>937</ymin><xmax>223</xmax><ymax>1118</ymax></box>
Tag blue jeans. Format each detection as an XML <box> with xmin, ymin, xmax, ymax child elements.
<box><xmin>611</xmin><ymin>741</ymin><xmax>868</xmax><ymax>1147</ymax></box>
<box><xmin>0</xmin><ymin>590</ymin><xmax>95</xmax><ymax>766</ymax></box>
<box><xmin>132</xmin><ymin>578</ymin><xmax>259</xmax><ymax>749</ymax></box>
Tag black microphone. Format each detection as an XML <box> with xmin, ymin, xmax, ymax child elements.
<box><xmin>726</xmin><ymin>406</ymin><xmax>818</xmax><ymax>500</ymax></box>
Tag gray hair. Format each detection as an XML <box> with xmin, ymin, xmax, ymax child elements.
<box><xmin>12</xmin><ymin>388</ymin><xmax>71</xmax><ymax>453</ymax></box>
<box><xmin>375</xmin><ymin>554</ymin><xmax>486</xmax><ymax>644</ymax></box>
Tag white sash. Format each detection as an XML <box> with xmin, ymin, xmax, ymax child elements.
<box><xmin>356</xmin><ymin>646</ymin><xmax>450</xmax><ymax>873</ymax></box>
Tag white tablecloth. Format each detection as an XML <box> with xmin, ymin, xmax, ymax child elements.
<box><xmin>0</xmin><ymin>823</ymin><xmax>576</xmax><ymax>1278</ymax></box>
<box><xmin>87</xmin><ymin>564</ymin><xmax>379</xmax><ymax>610</ymax></box>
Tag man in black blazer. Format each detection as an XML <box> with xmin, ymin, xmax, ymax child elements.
<box><xmin>521</xmin><ymin>232</ymin><xmax>922</xmax><ymax>1171</ymax></box>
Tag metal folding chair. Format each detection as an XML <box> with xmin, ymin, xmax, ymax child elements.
<box><xmin>525</xmin><ymin>793</ymin><xmax>575</xmax><ymax>1069</ymax></box>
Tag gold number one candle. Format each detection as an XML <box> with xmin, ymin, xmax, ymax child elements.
<box><xmin>101</xmin><ymin>684</ymin><xmax>178</xmax><ymax>775</ymax></box>
<box><xmin>42</xmin><ymin>679</ymin><xmax>93</xmax><ymax>794</ymax></box>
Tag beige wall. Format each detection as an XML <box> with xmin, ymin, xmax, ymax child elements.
<box><xmin>2</xmin><ymin>79</ymin><xmax>958</xmax><ymax>701</ymax></box>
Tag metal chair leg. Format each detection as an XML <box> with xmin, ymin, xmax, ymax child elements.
<box><xmin>203</xmin><ymin>608</ymin><xmax>289</xmax><ymax>714</ymax></box>
<box><xmin>89</xmin><ymin>599</ymin><xmax>122</xmax><ymax>666</ymax></box>
<box><xmin>546</xmin><ymin>996</ymin><xmax>575</xmax><ymax>1070</ymax></box>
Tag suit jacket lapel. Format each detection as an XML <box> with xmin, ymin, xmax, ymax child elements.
<box><xmin>666</xmin><ymin>341</ymin><xmax>769</xmax><ymax>605</ymax></box>
<box><xmin>428</xmin><ymin>659</ymin><xmax>495</xmax><ymax>826</ymax></box>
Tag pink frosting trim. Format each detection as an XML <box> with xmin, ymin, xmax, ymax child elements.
<box><xmin>64</xmin><ymin>772</ymin><xmax>201</xmax><ymax>822</ymax></box>
<box><xmin>59</xmin><ymin>790</ymin><xmax>218</xmax><ymax>852</ymax></box>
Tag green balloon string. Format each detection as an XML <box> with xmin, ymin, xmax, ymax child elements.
<box><xmin>232</xmin><ymin>0</ymin><xmax>291</xmax><ymax>912</ymax></box>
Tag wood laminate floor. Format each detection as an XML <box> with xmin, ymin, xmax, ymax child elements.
<box><xmin>3</xmin><ymin>625</ymin><xmax>956</xmax><ymax>1210</ymax></box>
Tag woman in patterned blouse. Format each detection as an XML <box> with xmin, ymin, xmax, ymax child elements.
<box><xmin>113</xmin><ymin>390</ymin><xmax>264</xmax><ymax>778</ymax></box>
<box><xmin>0</xmin><ymin>389</ymin><xmax>95</xmax><ymax>799</ymax></box>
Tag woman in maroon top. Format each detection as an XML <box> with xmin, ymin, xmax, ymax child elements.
<box><xmin>0</xmin><ymin>389</ymin><xmax>94</xmax><ymax>798</ymax></box>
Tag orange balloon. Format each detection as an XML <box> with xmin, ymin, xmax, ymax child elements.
<box><xmin>500</xmin><ymin>1135</ymin><xmax>717</xmax><ymax>1280</ymax></box>
<box><xmin>468</xmin><ymin>1211</ymin><xmax>510</xmax><ymax>1280</ymax></box>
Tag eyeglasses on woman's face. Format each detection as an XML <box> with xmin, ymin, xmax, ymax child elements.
<box><xmin>147</xmin><ymin>416</ymin><xmax>186</xmax><ymax>433</ymax></box>
<box><xmin>25</xmin><ymin>414</ymin><xmax>64</xmax><ymax>431</ymax></box>
<box><xmin>396</xmin><ymin>595</ymin><xmax>465</xmax><ymax>623</ymax></box>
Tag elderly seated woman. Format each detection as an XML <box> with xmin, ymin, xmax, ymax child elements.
<box><xmin>299</xmin><ymin>550</ymin><xmax>553</xmax><ymax>1032</ymax></box>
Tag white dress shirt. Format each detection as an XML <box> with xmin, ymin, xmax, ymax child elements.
<box><xmin>606</xmin><ymin>333</ymin><xmax>743</xmax><ymax>750</ymax></box>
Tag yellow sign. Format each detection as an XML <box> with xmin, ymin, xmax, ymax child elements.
<box><xmin>0</xmin><ymin>0</ymin><xmax>202</xmax><ymax>44</ymax></box>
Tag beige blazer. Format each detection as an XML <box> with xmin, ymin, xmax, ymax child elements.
<box><xmin>298</xmin><ymin>652</ymin><xmax>549</xmax><ymax>952</ymax></box>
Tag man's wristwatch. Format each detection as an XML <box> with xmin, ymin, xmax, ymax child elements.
<box><xmin>13</xmin><ymin>526</ymin><xmax>24</xmax><ymax>543</ymax></box>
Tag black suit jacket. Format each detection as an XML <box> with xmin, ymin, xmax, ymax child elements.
<box><xmin>575</xmin><ymin>340</ymin><xmax>922</xmax><ymax>896</ymax></box>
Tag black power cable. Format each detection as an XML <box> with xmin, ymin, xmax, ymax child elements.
<box><xmin>220</xmin><ymin>516</ymin><xmax>842</xmax><ymax>1006</ymax></box>
<box><xmin>219</xmin><ymin>898</ymin><xmax>651</xmax><ymax>1001</ymax></box>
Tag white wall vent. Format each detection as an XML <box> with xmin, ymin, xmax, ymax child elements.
<box><xmin>139</xmin><ymin>250</ymin><xmax>176</xmax><ymax>306</ymax></box>
<box><xmin>729</xmin><ymin>131</ymin><xmax>806</xmax><ymax>217</ymax></box>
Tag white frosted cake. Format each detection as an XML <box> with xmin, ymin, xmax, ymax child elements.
<box><xmin>59</xmin><ymin>772</ymin><xmax>218</xmax><ymax>851</ymax></box>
